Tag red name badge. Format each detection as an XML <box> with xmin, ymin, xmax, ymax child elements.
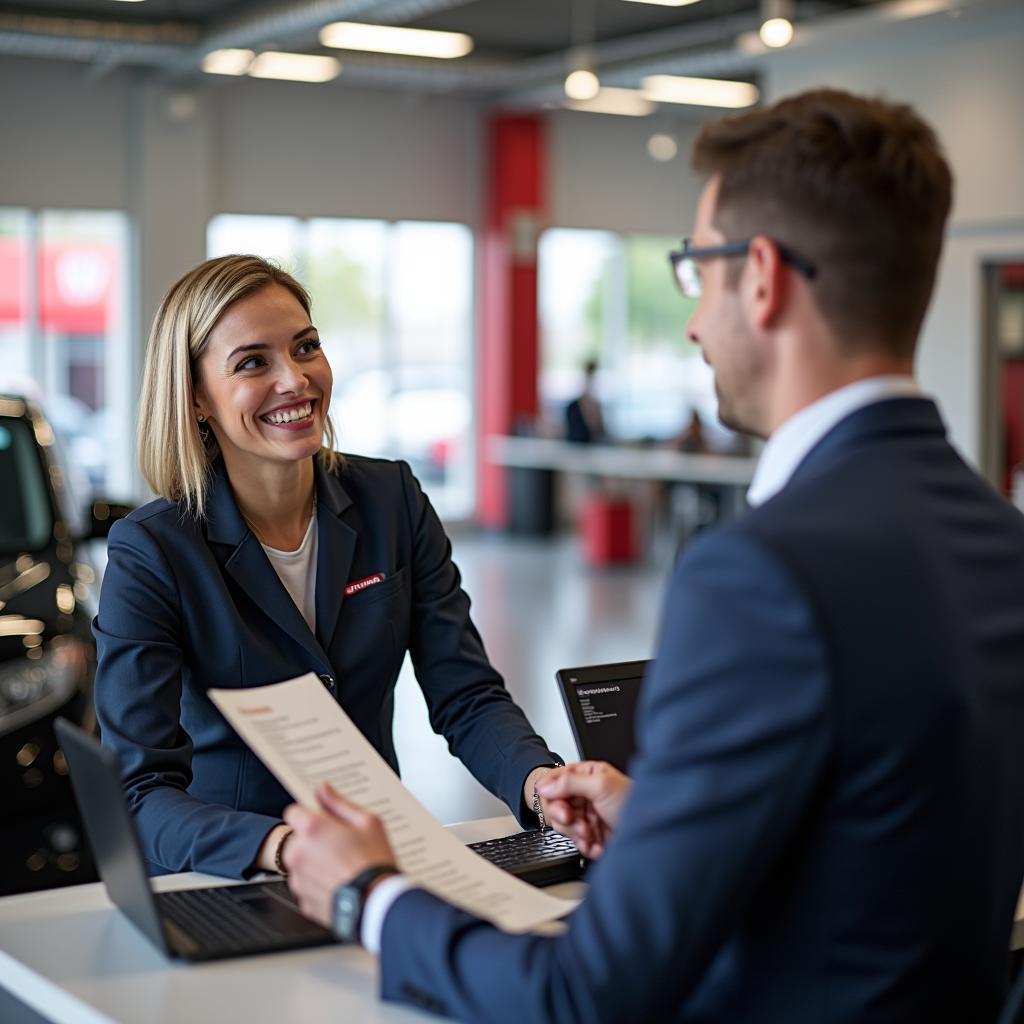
<box><xmin>344</xmin><ymin>573</ymin><xmax>386</xmax><ymax>597</ymax></box>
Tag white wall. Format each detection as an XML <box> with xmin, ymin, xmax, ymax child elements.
<box><xmin>547</xmin><ymin>108</ymin><xmax>705</xmax><ymax>236</ymax></box>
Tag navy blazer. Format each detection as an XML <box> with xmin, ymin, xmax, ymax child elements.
<box><xmin>378</xmin><ymin>399</ymin><xmax>1024</xmax><ymax>1023</ymax></box>
<box><xmin>94</xmin><ymin>454</ymin><xmax>559</xmax><ymax>878</ymax></box>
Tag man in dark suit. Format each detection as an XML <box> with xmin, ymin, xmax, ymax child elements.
<box><xmin>282</xmin><ymin>89</ymin><xmax>1024</xmax><ymax>1022</ymax></box>
<box><xmin>564</xmin><ymin>360</ymin><xmax>605</xmax><ymax>444</ymax></box>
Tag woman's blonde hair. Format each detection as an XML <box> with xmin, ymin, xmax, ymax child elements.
<box><xmin>137</xmin><ymin>254</ymin><xmax>340</xmax><ymax>517</ymax></box>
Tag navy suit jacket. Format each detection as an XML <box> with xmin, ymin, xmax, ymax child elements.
<box><xmin>94</xmin><ymin>454</ymin><xmax>559</xmax><ymax>878</ymax></box>
<box><xmin>379</xmin><ymin>398</ymin><xmax>1024</xmax><ymax>1023</ymax></box>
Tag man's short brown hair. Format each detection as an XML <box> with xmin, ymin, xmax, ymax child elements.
<box><xmin>692</xmin><ymin>88</ymin><xmax>953</xmax><ymax>358</ymax></box>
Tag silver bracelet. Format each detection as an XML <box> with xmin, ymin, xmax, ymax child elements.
<box><xmin>532</xmin><ymin>769</ymin><xmax>552</xmax><ymax>830</ymax></box>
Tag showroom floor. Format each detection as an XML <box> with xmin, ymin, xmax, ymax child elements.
<box><xmin>392</xmin><ymin>530</ymin><xmax>675</xmax><ymax>825</ymax></box>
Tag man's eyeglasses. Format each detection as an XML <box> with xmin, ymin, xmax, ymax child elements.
<box><xmin>668</xmin><ymin>237</ymin><xmax>818</xmax><ymax>299</ymax></box>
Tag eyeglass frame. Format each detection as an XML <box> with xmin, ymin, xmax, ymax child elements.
<box><xmin>668</xmin><ymin>237</ymin><xmax>818</xmax><ymax>299</ymax></box>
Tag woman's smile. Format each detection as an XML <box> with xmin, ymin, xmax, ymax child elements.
<box><xmin>260</xmin><ymin>398</ymin><xmax>317</xmax><ymax>430</ymax></box>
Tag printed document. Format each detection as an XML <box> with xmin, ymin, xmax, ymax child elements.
<box><xmin>209</xmin><ymin>672</ymin><xmax>576</xmax><ymax>932</ymax></box>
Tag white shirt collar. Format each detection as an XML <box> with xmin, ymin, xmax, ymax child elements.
<box><xmin>746</xmin><ymin>375</ymin><xmax>925</xmax><ymax>508</ymax></box>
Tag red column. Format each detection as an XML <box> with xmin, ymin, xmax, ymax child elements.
<box><xmin>477</xmin><ymin>114</ymin><xmax>547</xmax><ymax>527</ymax></box>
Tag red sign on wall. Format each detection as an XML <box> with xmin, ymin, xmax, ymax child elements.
<box><xmin>0</xmin><ymin>239</ymin><xmax>117</xmax><ymax>334</ymax></box>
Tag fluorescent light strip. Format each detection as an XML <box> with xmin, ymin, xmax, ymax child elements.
<box><xmin>320</xmin><ymin>22</ymin><xmax>474</xmax><ymax>59</ymax></box>
<box><xmin>642</xmin><ymin>74</ymin><xmax>759</xmax><ymax>109</ymax></box>
<box><xmin>248</xmin><ymin>52</ymin><xmax>342</xmax><ymax>83</ymax></box>
<box><xmin>566</xmin><ymin>87</ymin><xmax>655</xmax><ymax>117</ymax></box>
<box><xmin>621</xmin><ymin>0</ymin><xmax>703</xmax><ymax>6</ymax></box>
<box><xmin>202</xmin><ymin>48</ymin><xmax>254</xmax><ymax>76</ymax></box>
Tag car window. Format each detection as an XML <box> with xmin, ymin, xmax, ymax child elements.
<box><xmin>0</xmin><ymin>417</ymin><xmax>53</xmax><ymax>554</ymax></box>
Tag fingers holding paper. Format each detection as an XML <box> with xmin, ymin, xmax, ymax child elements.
<box><xmin>536</xmin><ymin>761</ymin><xmax>632</xmax><ymax>860</ymax></box>
<box><xmin>284</xmin><ymin>782</ymin><xmax>397</xmax><ymax>928</ymax></box>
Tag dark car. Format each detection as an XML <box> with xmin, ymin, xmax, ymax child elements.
<box><xmin>1</xmin><ymin>394</ymin><xmax>130</xmax><ymax>896</ymax></box>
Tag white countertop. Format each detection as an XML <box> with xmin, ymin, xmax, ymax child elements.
<box><xmin>0</xmin><ymin>816</ymin><xmax>584</xmax><ymax>1024</ymax></box>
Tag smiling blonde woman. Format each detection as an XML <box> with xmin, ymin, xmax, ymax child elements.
<box><xmin>95</xmin><ymin>254</ymin><xmax>562</xmax><ymax>878</ymax></box>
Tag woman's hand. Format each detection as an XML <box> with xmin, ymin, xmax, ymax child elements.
<box><xmin>523</xmin><ymin>765</ymin><xmax>561</xmax><ymax>829</ymax></box>
<box><xmin>283</xmin><ymin>782</ymin><xmax>397</xmax><ymax>928</ymax></box>
<box><xmin>536</xmin><ymin>761</ymin><xmax>632</xmax><ymax>860</ymax></box>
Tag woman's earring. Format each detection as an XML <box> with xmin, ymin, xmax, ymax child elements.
<box><xmin>197</xmin><ymin>414</ymin><xmax>211</xmax><ymax>445</ymax></box>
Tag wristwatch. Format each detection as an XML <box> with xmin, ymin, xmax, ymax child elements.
<box><xmin>331</xmin><ymin>864</ymin><xmax>399</xmax><ymax>944</ymax></box>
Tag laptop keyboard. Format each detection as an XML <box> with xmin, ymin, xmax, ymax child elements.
<box><xmin>158</xmin><ymin>886</ymin><xmax>287</xmax><ymax>951</ymax></box>
<box><xmin>468</xmin><ymin>829</ymin><xmax>584</xmax><ymax>886</ymax></box>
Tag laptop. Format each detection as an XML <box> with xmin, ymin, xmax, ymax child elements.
<box><xmin>554</xmin><ymin>659</ymin><xmax>650</xmax><ymax>772</ymax></box>
<box><xmin>54</xmin><ymin>718</ymin><xmax>338</xmax><ymax>962</ymax></box>
<box><xmin>468</xmin><ymin>659</ymin><xmax>650</xmax><ymax>885</ymax></box>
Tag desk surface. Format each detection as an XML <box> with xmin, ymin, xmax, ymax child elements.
<box><xmin>0</xmin><ymin>816</ymin><xmax>582</xmax><ymax>1024</ymax></box>
<box><xmin>486</xmin><ymin>435</ymin><xmax>758</xmax><ymax>487</ymax></box>
<box><xmin>5</xmin><ymin>816</ymin><xmax>1022</xmax><ymax>1024</ymax></box>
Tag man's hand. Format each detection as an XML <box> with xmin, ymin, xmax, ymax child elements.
<box><xmin>283</xmin><ymin>782</ymin><xmax>397</xmax><ymax>928</ymax></box>
<box><xmin>536</xmin><ymin>761</ymin><xmax>632</xmax><ymax>859</ymax></box>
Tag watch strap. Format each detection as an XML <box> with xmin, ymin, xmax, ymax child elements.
<box><xmin>333</xmin><ymin>863</ymin><xmax>399</xmax><ymax>943</ymax></box>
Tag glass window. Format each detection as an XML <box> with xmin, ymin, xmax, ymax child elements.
<box><xmin>539</xmin><ymin>228</ymin><xmax>736</xmax><ymax>451</ymax></box>
<box><xmin>388</xmin><ymin>221</ymin><xmax>474</xmax><ymax>513</ymax></box>
<box><xmin>0</xmin><ymin>208</ymin><xmax>132</xmax><ymax>501</ymax></box>
<box><xmin>207</xmin><ymin>214</ymin><xmax>304</xmax><ymax>275</ymax></box>
<box><xmin>207</xmin><ymin>215</ymin><xmax>475</xmax><ymax>519</ymax></box>
<box><xmin>0</xmin><ymin>210</ymin><xmax>31</xmax><ymax>390</ymax></box>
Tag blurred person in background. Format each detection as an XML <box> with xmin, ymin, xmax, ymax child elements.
<box><xmin>564</xmin><ymin>359</ymin><xmax>605</xmax><ymax>444</ymax></box>
<box><xmin>93</xmin><ymin>255</ymin><xmax>563</xmax><ymax>879</ymax></box>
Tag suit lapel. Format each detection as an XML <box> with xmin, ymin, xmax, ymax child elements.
<box><xmin>205</xmin><ymin>457</ymin><xmax>333</xmax><ymax>667</ymax></box>
<box><xmin>313</xmin><ymin>459</ymin><xmax>357</xmax><ymax>649</ymax></box>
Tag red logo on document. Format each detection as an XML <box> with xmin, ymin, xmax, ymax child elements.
<box><xmin>344</xmin><ymin>573</ymin><xmax>387</xmax><ymax>597</ymax></box>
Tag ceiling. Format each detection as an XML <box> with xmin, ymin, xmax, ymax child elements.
<box><xmin>0</xmin><ymin>0</ymin><xmax>883</xmax><ymax>100</ymax></box>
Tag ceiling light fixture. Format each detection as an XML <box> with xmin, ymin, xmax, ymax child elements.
<box><xmin>201</xmin><ymin>49</ymin><xmax>255</xmax><ymax>76</ymax></box>
<box><xmin>565</xmin><ymin>1</ymin><xmax>601</xmax><ymax>102</ymax></box>
<box><xmin>566</xmin><ymin>87</ymin><xmax>655</xmax><ymax>117</ymax></box>
<box><xmin>319</xmin><ymin>22</ymin><xmax>474</xmax><ymax>59</ymax></box>
<box><xmin>565</xmin><ymin>67</ymin><xmax>601</xmax><ymax>101</ymax></box>
<box><xmin>621</xmin><ymin>0</ymin><xmax>703</xmax><ymax>6</ymax></box>
<box><xmin>642</xmin><ymin>74</ymin><xmax>760</xmax><ymax>108</ymax></box>
<box><xmin>759</xmin><ymin>0</ymin><xmax>795</xmax><ymax>47</ymax></box>
<box><xmin>248</xmin><ymin>52</ymin><xmax>342</xmax><ymax>83</ymax></box>
<box><xmin>647</xmin><ymin>132</ymin><xmax>678</xmax><ymax>161</ymax></box>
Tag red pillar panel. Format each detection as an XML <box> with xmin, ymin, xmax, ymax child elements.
<box><xmin>477</xmin><ymin>114</ymin><xmax>546</xmax><ymax>527</ymax></box>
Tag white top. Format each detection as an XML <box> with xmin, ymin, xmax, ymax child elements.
<box><xmin>260</xmin><ymin>512</ymin><xmax>318</xmax><ymax>633</ymax></box>
<box><xmin>746</xmin><ymin>375</ymin><xmax>925</xmax><ymax>508</ymax></box>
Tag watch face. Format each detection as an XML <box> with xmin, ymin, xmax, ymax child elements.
<box><xmin>332</xmin><ymin>885</ymin><xmax>361</xmax><ymax>942</ymax></box>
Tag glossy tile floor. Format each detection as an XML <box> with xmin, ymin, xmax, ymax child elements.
<box><xmin>392</xmin><ymin>531</ymin><xmax>677</xmax><ymax>825</ymax></box>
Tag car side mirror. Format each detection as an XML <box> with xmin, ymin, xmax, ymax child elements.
<box><xmin>88</xmin><ymin>499</ymin><xmax>133</xmax><ymax>540</ymax></box>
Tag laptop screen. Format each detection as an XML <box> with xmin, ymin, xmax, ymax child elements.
<box><xmin>555</xmin><ymin>660</ymin><xmax>650</xmax><ymax>773</ymax></box>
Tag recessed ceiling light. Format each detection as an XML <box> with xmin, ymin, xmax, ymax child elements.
<box><xmin>320</xmin><ymin>22</ymin><xmax>474</xmax><ymax>59</ymax></box>
<box><xmin>647</xmin><ymin>133</ymin><xmax>679</xmax><ymax>161</ymax></box>
<box><xmin>566</xmin><ymin>87</ymin><xmax>655</xmax><ymax>117</ymax></box>
<box><xmin>642</xmin><ymin>75</ymin><xmax>760</xmax><ymax>109</ymax></box>
<box><xmin>201</xmin><ymin>49</ymin><xmax>254</xmax><ymax>76</ymax></box>
<box><xmin>248</xmin><ymin>52</ymin><xmax>342</xmax><ymax>83</ymax></box>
